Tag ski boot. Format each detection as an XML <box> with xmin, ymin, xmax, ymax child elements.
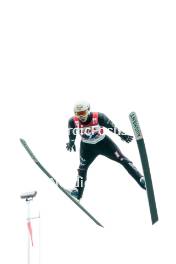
<box><xmin>66</xmin><ymin>188</ymin><xmax>80</xmax><ymax>201</ymax></box>
<box><xmin>140</xmin><ymin>177</ymin><xmax>146</xmax><ymax>190</ymax></box>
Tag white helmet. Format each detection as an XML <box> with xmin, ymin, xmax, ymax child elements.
<box><xmin>74</xmin><ymin>101</ymin><xmax>90</xmax><ymax>113</ymax></box>
<box><xmin>74</xmin><ymin>101</ymin><xmax>90</xmax><ymax>122</ymax></box>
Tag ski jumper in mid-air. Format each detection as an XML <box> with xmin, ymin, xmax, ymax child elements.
<box><xmin>66</xmin><ymin>101</ymin><xmax>146</xmax><ymax>200</ymax></box>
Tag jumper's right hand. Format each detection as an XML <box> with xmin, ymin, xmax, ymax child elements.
<box><xmin>66</xmin><ymin>142</ymin><xmax>76</xmax><ymax>152</ymax></box>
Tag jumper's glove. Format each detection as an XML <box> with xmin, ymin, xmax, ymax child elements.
<box><xmin>66</xmin><ymin>141</ymin><xmax>76</xmax><ymax>152</ymax></box>
<box><xmin>119</xmin><ymin>131</ymin><xmax>133</xmax><ymax>143</ymax></box>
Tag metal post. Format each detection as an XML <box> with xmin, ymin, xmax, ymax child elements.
<box><xmin>27</xmin><ymin>200</ymin><xmax>30</xmax><ymax>264</ymax></box>
<box><xmin>20</xmin><ymin>191</ymin><xmax>37</xmax><ymax>264</ymax></box>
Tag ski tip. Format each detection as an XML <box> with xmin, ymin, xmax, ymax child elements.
<box><xmin>129</xmin><ymin>111</ymin><xmax>136</xmax><ymax>117</ymax></box>
<box><xmin>20</xmin><ymin>138</ymin><xmax>25</xmax><ymax>144</ymax></box>
<box><xmin>129</xmin><ymin>112</ymin><xmax>143</xmax><ymax>140</ymax></box>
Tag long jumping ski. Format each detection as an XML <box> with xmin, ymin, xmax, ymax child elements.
<box><xmin>129</xmin><ymin>112</ymin><xmax>158</xmax><ymax>224</ymax></box>
<box><xmin>20</xmin><ymin>139</ymin><xmax>103</xmax><ymax>228</ymax></box>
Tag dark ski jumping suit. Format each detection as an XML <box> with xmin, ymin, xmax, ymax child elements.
<box><xmin>68</xmin><ymin>112</ymin><xmax>145</xmax><ymax>199</ymax></box>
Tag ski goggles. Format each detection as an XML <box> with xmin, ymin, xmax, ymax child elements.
<box><xmin>75</xmin><ymin>110</ymin><xmax>88</xmax><ymax>117</ymax></box>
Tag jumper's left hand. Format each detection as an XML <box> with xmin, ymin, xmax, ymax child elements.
<box><xmin>119</xmin><ymin>132</ymin><xmax>133</xmax><ymax>143</ymax></box>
